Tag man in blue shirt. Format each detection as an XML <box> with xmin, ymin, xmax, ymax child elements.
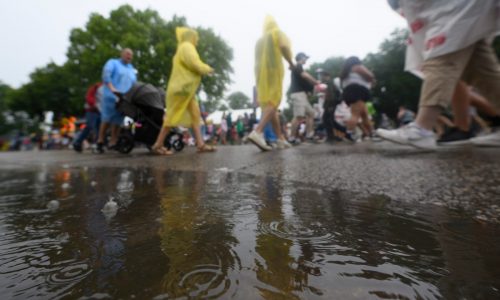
<box><xmin>96</xmin><ymin>48</ymin><xmax>137</xmax><ymax>153</ymax></box>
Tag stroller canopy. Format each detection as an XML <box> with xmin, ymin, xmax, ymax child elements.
<box><xmin>123</xmin><ymin>82</ymin><xmax>165</xmax><ymax>110</ymax></box>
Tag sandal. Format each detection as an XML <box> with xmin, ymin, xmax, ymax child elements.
<box><xmin>151</xmin><ymin>145</ymin><xmax>173</xmax><ymax>156</ymax></box>
<box><xmin>197</xmin><ymin>144</ymin><xmax>217</xmax><ymax>153</ymax></box>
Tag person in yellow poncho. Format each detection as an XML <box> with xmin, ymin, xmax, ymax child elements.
<box><xmin>248</xmin><ymin>16</ymin><xmax>294</xmax><ymax>151</ymax></box>
<box><xmin>152</xmin><ymin>27</ymin><xmax>215</xmax><ymax>155</ymax></box>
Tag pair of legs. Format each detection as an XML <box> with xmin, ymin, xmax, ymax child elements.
<box><xmin>219</xmin><ymin>130</ymin><xmax>227</xmax><ymax>145</ymax></box>
<box><xmin>254</xmin><ymin>105</ymin><xmax>286</xmax><ymax>141</ymax></box>
<box><xmin>97</xmin><ymin>123</ymin><xmax>121</xmax><ymax>146</ymax></box>
<box><xmin>290</xmin><ymin>92</ymin><xmax>315</xmax><ymax>140</ymax></box>
<box><xmin>346</xmin><ymin>100</ymin><xmax>373</xmax><ymax>137</ymax></box>
<box><xmin>290</xmin><ymin>116</ymin><xmax>314</xmax><ymax>140</ymax></box>
<box><xmin>98</xmin><ymin>96</ymin><xmax>124</xmax><ymax>149</ymax></box>
<box><xmin>451</xmin><ymin>81</ymin><xmax>500</xmax><ymax>131</ymax></box>
<box><xmin>153</xmin><ymin>98</ymin><xmax>213</xmax><ymax>154</ymax></box>
<box><xmin>74</xmin><ymin>111</ymin><xmax>101</xmax><ymax>148</ymax></box>
<box><xmin>414</xmin><ymin>40</ymin><xmax>500</xmax><ymax>132</ymax></box>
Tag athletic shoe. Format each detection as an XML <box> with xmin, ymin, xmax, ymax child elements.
<box><xmin>376</xmin><ymin>123</ymin><xmax>436</xmax><ymax>150</ymax></box>
<box><xmin>437</xmin><ymin>128</ymin><xmax>474</xmax><ymax>146</ymax></box>
<box><xmin>94</xmin><ymin>142</ymin><xmax>105</xmax><ymax>154</ymax></box>
<box><xmin>277</xmin><ymin>139</ymin><xmax>292</xmax><ymax>149</ymax></box>
<box><xmin>470</xmin><ymin>129</ymin><xmax>500</xmax><ymax>147</ymax></box>
<box><xmin>288</xmin><ymin>138</ymin><xmax>301</xmax><ymax>145</ymax></box>
<box><xmin>344</xmin><ymin>131</ymin><xmax>358</xmax><ymax>143</ymax></box>
<box><xmin>248</xmin><ymin>131</ymin><xmax>272</xmax><ymax>151</ymax></box>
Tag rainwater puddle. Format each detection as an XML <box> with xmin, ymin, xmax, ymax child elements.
<box><xmin>0</xmin><ymin>167</ymin><xmax>499</xmax><ymax>299</ymax></box>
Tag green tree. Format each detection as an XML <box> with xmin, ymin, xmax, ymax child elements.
<box><xmin>9</xmin><ymin>5</ymin><xmax>233</xmax><ymax>118</ymax></box>
<box><xmin>308</xmin><ymin>56</ymin><xmax>345</xmax><ymax>80</ymax></box>
<box><xmin>0</xmin><ymin>81</ymin><xmax>14</xmax><ymax>134</ymax></box>
<box><xmin>0</xmin><ymin>81</ymin><xmax>13</xmax><ymax>112</ymax></box>
<box><xmin>364</xmin><ymin>28</ymin><xmax>421</xmax><ymax>119</ymax></box>
<box><xmin>8</xmin><ymin>63</ymin><xmax>74</xmax><ymax>117</ymax></box>
<box><xmin>197</xmin><ymin>27</ymin><xmax>234</xmax><ymax>112</ymax></box>
<box><xmin>227</xmin><ymin>91</ymin><xmax>251</xmax><ymax>109</ymax></box>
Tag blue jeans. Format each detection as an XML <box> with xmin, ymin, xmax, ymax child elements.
<box><xmin>74</xmin><ymin>111</ymin><xmax>101</xmax><ymax>146</ymax></box>
<box><xmin>264</xmin><ymin>123</ymin><xmax>277</xmax><ymax>143</ymax></box>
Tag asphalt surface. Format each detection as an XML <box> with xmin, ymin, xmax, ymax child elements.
<box><xmin>1</xmin><ymin>141</ymin><xmax>499</xmax><ymax>223</ymax></box>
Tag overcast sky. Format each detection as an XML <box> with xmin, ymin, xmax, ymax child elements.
<box><xmin>0</xmin><ymin>0</ymin><xmax>405</xmax><ymax>98</ymax></box>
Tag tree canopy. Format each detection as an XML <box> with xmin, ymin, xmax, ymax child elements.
<box><xmin>227</xmin><ymin>91</ymin><xmax>251</xmax><ymax>110</ymax></box>
<box><xmin>7</xmin><ymin>5</ymin><xmax>233</xmax><ymax>117</ymax></box>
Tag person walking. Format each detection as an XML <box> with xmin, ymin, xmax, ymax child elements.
<box><xmin>96</xmin><ymin>48</ymin><xmax>137</xmax><ymax>153</ymax></box>
<box><xmin>378</xmin><ymin>0</ymin><xmax>500</xmax><ymax>150</ymax></box>
<box><xmin>151</xmin><ymin>27</ymin><xmax>215</xmax><ymax>155</ymax></box>
<box><xmin>340</xmin><ymin>56</ymin><xmax>375</xmax><ymax>140</ymax></box>
<box><xmin>73</xmin><ymin>82</ymin><xmax>102</xmax><ymax>152</ymax></box>
<box><xmin>288</xmin><ymin>52</ymin><xmax>321</xmax><ymax>144</ymax></box>
<box><xmin>319</xmin><ymin>71</ymin><xmax>343</xmax><ymax>142</ymax></box>
<box><xmin>248</xmin><ymin>16</ymin><xmax>294</xmax><ymax>151</ymax></box>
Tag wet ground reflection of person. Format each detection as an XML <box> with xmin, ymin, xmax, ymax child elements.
<box><xmin>156</xmin><ymin>170</ymin><xmax>239</xmax><ymax>298</ymax></box>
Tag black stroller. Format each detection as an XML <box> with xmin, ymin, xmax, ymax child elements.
<box><xmin>114</xmin><ymin>82</ymin><xmax>184</xmax><ymax>154</ymax></box>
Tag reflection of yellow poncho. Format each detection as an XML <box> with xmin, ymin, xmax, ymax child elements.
<box><xmin>255</xmin><ymin>16</ymin><xmax>292</xmax><ymax>108</ymax></box>
<box><xmin>165</xmin><ymin>27</ymin><xmax>213</xmax><ymax>127</ymax></box>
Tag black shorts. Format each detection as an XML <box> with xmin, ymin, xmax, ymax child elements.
<box><xmin>342</xmin><ymin>84</ymin><xmax>371</xmax><ymax>106</ymax></box>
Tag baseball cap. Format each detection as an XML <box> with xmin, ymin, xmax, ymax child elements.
<box><xmin>295</xmin><ymin>52</ymin><xmax>309</xmax><ymax>61</ymax></box>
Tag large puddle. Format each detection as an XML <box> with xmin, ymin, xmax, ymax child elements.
<box><xmin>0</xmin><ymin>166</ymin><xmax>499</xmax><ymax>299</ymax></box>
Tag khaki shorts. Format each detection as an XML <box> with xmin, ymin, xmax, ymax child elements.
<box><xmin>291</xmin><ymin>92</ymin><xmax>315</xmax><ymax>118</ymax></box>
<box><xmin>420</xmin><ymin>39</ymin><xmax>500</xmax><ymax>109</ymax></box>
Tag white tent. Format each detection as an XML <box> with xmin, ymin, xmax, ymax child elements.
<box><xmin>207</xmin><ymin>108</ymin><xmax>262</xmax><ymax>125</ymax></box>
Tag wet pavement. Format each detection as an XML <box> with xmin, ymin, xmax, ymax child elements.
<box><xmin>0</xmin><ymin>142</ymin><xmax>499</xmax><ymax>299</ymax></box>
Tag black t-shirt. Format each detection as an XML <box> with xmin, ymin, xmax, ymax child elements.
<box><xmin>290</xmin><ymin>65</ymin><xmax>313</xmax><ymax>93</ymax></box>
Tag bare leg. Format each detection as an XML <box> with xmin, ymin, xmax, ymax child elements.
<box><xmin>290</xmin><ymin>116</ymin><xmax>304</xmax><ymax>140</ymax></box>
<box><xmin>255</xmin><ymin>105</ymin><xmax>277</xmax><ymax>134</ymax></box>
<box><xmin>97</xmin><ymin>122</ymin><xmax>109</xmax><ymax>144</ymax></box>
<box><xmin>305</xmin><ymin>114</ymin><xmax>315</xmax><ymax>138</ymax></box>
<box><xmin>346</xmin><ymin>101</ymin><xmax>363</xmax><ymax>131</ymax></box>
<box><xmin>470</xmin><ymin>90</ymin><xmax>500</xmax><ymax>117</ymax></box>
<box><xmin>451</xmin><ymin>81</ymin><xmax>471</xmax><ymax>131</ymax></box>
<box><xmin>271</xmin><ymin>111</ymin><xmax>285</xmax><ymax>141</ymax></box>
<box><xmin>415</xmin><ymin>106</ymin><xmax>442</xmax><ymax>131</ymax></box>
<box><xmin>186</xmin><ymin>99</ymin><xmax>204</xmax><ymax>147</ymax></box>
<box><xmin>110</xmin><ymin>125</ymin><xmax>121</xmax><ymax>146</ymax></box>
<box><xmin>153</xmin><ymin>126</ymin><xmax>171</xmax><ymax>148</ymax></box>
<box><xmin>152</xmin><ymin>115</ymin><xmax>172</xmax><ymax>154</ymax></box>
<box><xmin>360</xmin><ymin>104</ymin><xmax>373</xmax><ymax>136</ymax></box>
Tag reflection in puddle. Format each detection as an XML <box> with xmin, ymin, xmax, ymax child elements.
<box><xmin>0</xmin><ymin>168</ymin><xmax>498</xmax><ymax>299</ymax></box>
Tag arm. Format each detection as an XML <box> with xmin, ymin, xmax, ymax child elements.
<box><xmin>102</xmin><ymin>60</ymin><xmax>118</xmax><ymax>92</ymax></box>
<box><xmin>301</xmin><ymin>71</ymin><xmax>320</xmax><ymax>86</ymax></box>
<box><xmin>180</xmin><ymin>43</ymin><xmax>213</xmax><ymax>75</ymax></box>
<box><xmin>352</xmin><ymin>64</ymin><xmax>375</xmax><ymax>83</ymax></box>
<box><xmin>277</xmin><ymin>31</ymin><xmax>294</xmax><ymax>69</ymax></box>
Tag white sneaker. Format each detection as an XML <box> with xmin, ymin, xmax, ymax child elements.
<box><xmin>248</xmin><ymin>131</ymin><xmax>272</xmax><ymax>151</ymax></box>
<box><xmin>470</xmin><ymin>130</ymin><xmax>500</xmax><ymax>147</ymax></box>
<box><xmin>376</xmin><ymin>123</ymin><xmax>436</xmax><ymax>150</ymax></box>
<box><xmin>277</xmin><ymin>139</ymin><xmax>292</xmax><ymax>149</ymax></box>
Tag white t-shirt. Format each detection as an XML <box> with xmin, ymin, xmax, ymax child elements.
<box><xmin>342</xmin><ymin>72</ymin><xmax>371</xmax><ymax>89</ymax></box>
<box><xmin>392</xmin><ymin>0</ymin><xmax>500</xmax><ymax>77</ymax></box>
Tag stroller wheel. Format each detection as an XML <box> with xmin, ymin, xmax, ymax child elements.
<box><xmin>172</xmin><ymin>137</ymin><xmax>184</xmax><ymax>152</ymax></box>
<box><xmin>117</xmin><ymin>133</ymin><xmax>135</xmax><ymax>154</ymax></box>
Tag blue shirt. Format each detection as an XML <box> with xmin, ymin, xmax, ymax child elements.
<box><xmin>102</xmin><ymin>58</ymin><xmax>137</xmax><ymax>98</ymax></box>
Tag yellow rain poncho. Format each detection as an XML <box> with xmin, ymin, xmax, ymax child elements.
<box><xmin>255</xmin><ymin>16</ymin><xmax>292</xmax><ymax>108</ymax></box>
<box><xmin>164</xmin><ymin>27</ymin><xmax>213</xmax><ymax>127</ymax></box>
